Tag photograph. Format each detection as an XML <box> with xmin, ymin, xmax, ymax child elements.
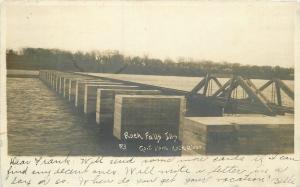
<box><xmin>5</xmin><ymin>1</ymin><xmax>295</xmax><ymax>157</ymax></box>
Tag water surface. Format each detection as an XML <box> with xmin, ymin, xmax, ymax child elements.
<box><xmin>7</xmin><ymin>78</ymin><xmax>119</xmax><ymax>156</ymax></box>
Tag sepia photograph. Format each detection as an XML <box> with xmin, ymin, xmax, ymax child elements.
<box><xmin>4</xmin><ymin>1</ymin><xmax>295</xmax><ymax>158</ymax></box>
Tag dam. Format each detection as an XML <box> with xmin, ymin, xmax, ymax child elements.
<box><xmin>7</xmin><ymin>70</ymin><xmax>294</xmax><ymax>156</ymax></box>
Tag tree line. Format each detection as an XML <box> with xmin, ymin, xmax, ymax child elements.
<box><xmin>6</xmin><ymin>48</ymin><xmax>294</xmax><ymax>80</ymax></box>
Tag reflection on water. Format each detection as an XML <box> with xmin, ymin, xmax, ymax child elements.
<box><xmin>7</xmin><ymin>78</ymin><xmax>119</xmax><ymax>156</ymax></box>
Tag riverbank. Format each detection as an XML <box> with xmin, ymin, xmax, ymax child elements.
<box><xmin>7</xmin><ymin>70</ymin><xmax>39</xmax><ymax>78</ymax></box>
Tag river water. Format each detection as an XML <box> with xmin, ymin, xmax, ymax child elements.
<box><xmin>7</xmin><ymin>78</ymin><xmax>120</xmax><ymax>156</ymax></box>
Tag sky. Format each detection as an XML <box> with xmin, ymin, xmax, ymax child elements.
<box><xmin>5</xmin><ymin>1</ymin><xmax>297</xmax><ymax>67</ymax></box>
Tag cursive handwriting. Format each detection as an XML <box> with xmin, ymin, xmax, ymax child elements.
<box><xmin>4</xmin><ymin>154</ymin><xmax>300</xmax><ymax>186</ymax></box>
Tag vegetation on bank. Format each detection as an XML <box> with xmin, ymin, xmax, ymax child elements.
<box><xmin>6</xmin><ymin>48</ymin><xmax>294</xmax><ymax>80</ymax></box>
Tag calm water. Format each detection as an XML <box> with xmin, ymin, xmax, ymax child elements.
<box><xmin>7</xmin><ymin>78</ymin><xmax>120</xmax><ymax>156</ymax></box>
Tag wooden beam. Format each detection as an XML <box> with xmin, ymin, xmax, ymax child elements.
<box><xmin>189</xmin><ymin>78</ymin><xmax>206</xmax><ymax>95</ymax></box>
<box><xmin>202</xmin><ymin>74</ymin><xmax>210</xmax><ymax>96</ymax></box>
<box><xmin>189</xmin><ymin>75</ymin><xmax>222</xmax><ymax>96</ymax></box>
<box><xmin>236</xmin><ymin>76</ymin><xmax>274</xmax><ymax>115</ymax></box>
<box><xmin>275</xmin><ymin>81</ymin><xmax>282</xmax><ymax>106</ymax></box>
<box><xmin>211</xmin><ymin>77</ymin><xmax>222</xmax><ymax>88</ymax></box>
<box><xmin>244</xmin><ymin>78</ymin><xmax>271</xmax><ymax>103</ymax></box>
<box><xmin>212</xmin><ymin>78</ymin><xmax>232</xmax><ymax>97</ymax></box>
<box><xmin>275</xmin><ymin>79</ymin><xmax>294</xmax><ymax>100</ymax></box>
<box><xmin>258</xmin><ymin>80</ymin><xmax>273</xmax><ymax>92</ymax></box>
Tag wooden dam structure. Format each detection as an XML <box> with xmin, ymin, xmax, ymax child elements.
<box><xmin>39</xmin><ymin>70</ymin><xmax>294</xmax><ymax>155</ymax></box>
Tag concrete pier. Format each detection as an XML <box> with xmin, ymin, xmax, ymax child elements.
<box><xmin>75</xmin><ymin>81</ymin><xmax>118</xmax><ymax>106</ymax></box>
<box><xmin>84</xmin><ymin>85</ymin><xmax>141</xmax><ymax>115</ymax></box>
<box><xmin>113</xmin><ymin>95</ymin><xmax>186</xmax><ymax>140</ymax></box>
<box><xmin>95</xmin><ymin>89</ymin><xmax>161</xmax><ymax>126</ymax></box>
<box><xmin>181</xmin><ymin>115</ymin><xmax>294</xmax><ymax>155</ymax></box>
<box><xmin>69</xmin><ymin>79</ymin><xmax>103</xmax><ymax>101</ymax></box>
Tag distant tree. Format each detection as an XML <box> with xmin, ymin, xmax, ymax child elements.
<box><xmin>6</xmin><ymin>47</ymin><xmax>294</xmax><ymax>80</ymax></box>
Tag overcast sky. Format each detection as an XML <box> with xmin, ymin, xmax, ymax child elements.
<box><xmin>5</xmin><ymin>1</ymin><xmax>297</xmax><ymax>67</ymax></box>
